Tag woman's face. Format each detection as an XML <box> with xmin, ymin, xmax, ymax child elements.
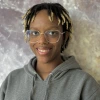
<box><xmin>29</xmin><ymin>10</ymin><xmax>63</xmax><ymax>64</ymax></box>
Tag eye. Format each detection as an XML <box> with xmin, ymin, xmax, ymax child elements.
<box><xmin>31</xmin><ymin>30</ymin><xmax>39</xmax><ymax>36</ymax></box>
<box><xmin>47</xmin><ymin>30</ymin><xmax>59</xmax><ymax>36</ymax></box>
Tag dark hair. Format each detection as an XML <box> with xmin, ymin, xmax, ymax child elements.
<box><xmin>22</xmin><ymin>2</ymin><xmax>72</xmax><ymax>52</ymax></box>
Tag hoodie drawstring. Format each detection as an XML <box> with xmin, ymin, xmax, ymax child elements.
<box><xmin>43</xmin><ymin>73</ymin><xmax>53</xmax><ymax>100</ymax></box>
<box><xmin>30</xmin><ymin>75</ymin><xmax>37</xmax><ymax>100</ymax></box>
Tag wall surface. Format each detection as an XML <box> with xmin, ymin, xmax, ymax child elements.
<box><xmin>0</xmin><ymin>0</ymin><xmax>100</xmax><ymax>85</ymax></box>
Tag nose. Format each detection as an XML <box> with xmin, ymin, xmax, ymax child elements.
<box><xmin>38</xmin><ymin>34</ymin><xmax>48</xmax><ymax>44</ymax></box>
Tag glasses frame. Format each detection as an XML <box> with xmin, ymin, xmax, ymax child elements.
<box><xmin>24</xmin><ymin>30</ymin><xmax>66</xmax><ymax>43</ymax></box>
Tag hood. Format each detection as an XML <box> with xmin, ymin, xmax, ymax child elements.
<box><xmin>24</xmin><ymin>56</ymin><xmax>81</xmax><ymax>100</ymax></box>
<box><xmin>24</xmin><ymin>55</ymin><xmax>81</xmax><ymax>80</ymax></box>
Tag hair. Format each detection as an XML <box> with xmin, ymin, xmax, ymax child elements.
<box><xmin>22</xmin><ymin>2</ymin><xmax>73</xmax><ymax>52</ymax></box>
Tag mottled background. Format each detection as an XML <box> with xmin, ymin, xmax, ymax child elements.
<box><xmin>0</xmin><ymin>0</ymin><xmax>100</xmax><ymax>86</ymax></box>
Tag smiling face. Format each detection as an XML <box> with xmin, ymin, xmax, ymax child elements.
<box><xmin>29</xmin><ymin>10</ymin><xmax>64</xmax><ymax>64</ymax></box>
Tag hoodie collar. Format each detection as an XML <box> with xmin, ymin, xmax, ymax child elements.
<box><xmin>24</xmin><ymin>56</ymin><xmax>81</xmax><ymax>79</ymax></box>
<box><xmin>24</xmin><ymin>57</ymin><xmax>37</xmax><ymax>77</ymax></box>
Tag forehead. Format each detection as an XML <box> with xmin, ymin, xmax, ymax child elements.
<box><xmin>33</xmin><ymin>10</ymin><xmax>58</xmax><ymax>22</ymax></box>
<box><xmin>30</xmin><ymin>10</ymin><xmax>62</xmax><ymax>30</ymax></box>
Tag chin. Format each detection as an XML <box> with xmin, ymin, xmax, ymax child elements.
<box><xmin>37</xmin><ymin>56</ymin><xmax>53</xmax><ymax>64</ymax></box>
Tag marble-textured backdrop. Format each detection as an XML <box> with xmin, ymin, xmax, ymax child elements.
<box><xmin>0</xmin><ymin>0</ymin><xmax>100</xmax><ymax>86</ymax></box>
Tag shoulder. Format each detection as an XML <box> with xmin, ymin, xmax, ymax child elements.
<box><xmin>6</xmin><ymin>67</ymin><xmax>25</xmax><ymax>79</ymax></box>
<box><xmin>0</xmin><ymin>67</ymin><xmax>26</xmax><ymax>88</ymax></box>
<box><xmin>66</xmin><ymin>68</ymin><xmax>100</xmax><ymax>99</ymax></box>
<box><xmin>70</xmin><ymin>68</ymin><xmax>99</xmax><ymax>85</ymax></box>
<box><xmin>1</xmin><ymin>67</ymin><xmax>25</xmax><ymax>83</ymax></box>
<box><xmin>0</xmin><ymin>68</ymin><xmax>23</xmax><ymax>92</ymax></box>
<box><xmin>72</xmin><ymin>69</ymin><xmax>100</xmax><ymax>99</ymax></box>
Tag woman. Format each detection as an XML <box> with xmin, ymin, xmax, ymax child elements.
<box><xmin>0</xmin><ymin>2</ymin><xmax>100</xmax><ymax>100</ymax></box>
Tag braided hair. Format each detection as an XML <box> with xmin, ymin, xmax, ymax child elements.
<box><xmin>22</xmin><ymin>2</ymin><xmax>73</xmax><ymax>52</ymax></box>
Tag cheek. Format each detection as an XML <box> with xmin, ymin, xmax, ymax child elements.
<box><xmin>54</xmin><ymin>39</ymin><xmax>63</xmax><ymax>51</ymax></box>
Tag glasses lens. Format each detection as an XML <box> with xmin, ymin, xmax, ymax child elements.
<box><xmin>26</xmin><ymin>30</ymin><xmax>40</xmax><ymax>43</ymax></box>
<box><xmin>45</xmin><ymin>30</ymin><xmax>60</xmax><ymax>43</ymax></box>
<box><xmin>25</xmin><ymin>30</ymin><xmax>61</xmax><ymax>43</ymax></box>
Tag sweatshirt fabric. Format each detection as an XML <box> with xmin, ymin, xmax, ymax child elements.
<box><xmin>0</xmin><ymin>56</ymin><xmax>100</xmax><ymax>100</ymax></box>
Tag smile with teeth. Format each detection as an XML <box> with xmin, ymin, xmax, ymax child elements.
<box><xmin>37</xmin><ymin>48</ymin><xmax>51</xmax><ymax>55</ymax></box>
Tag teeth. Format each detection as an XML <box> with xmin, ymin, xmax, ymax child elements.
<box><xmin>38</xmin><ymin>49</ymin><xmax>49</xmax><ymax>53</ymax></box>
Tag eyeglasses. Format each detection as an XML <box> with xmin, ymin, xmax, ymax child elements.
<box><xmin>25</xmin><ymin>30</ymin><xmax>65</xmax><ymax>43</ymax></box>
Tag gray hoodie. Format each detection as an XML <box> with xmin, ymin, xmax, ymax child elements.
<box><xmin>0</xmin><ymin>56</ymin><xmax>100</xmax><ymax>100</ymax></box>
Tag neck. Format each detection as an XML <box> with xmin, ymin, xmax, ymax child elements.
<box><xmin>35</xmin><ymin>56</ymin><xmax>63</xmax><ymax>80</ymax></box>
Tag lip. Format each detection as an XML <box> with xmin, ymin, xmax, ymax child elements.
<box><xmin>36</xmin><ymin>47</ymin><xmax>52</xmax><ymax>55</ymax></box>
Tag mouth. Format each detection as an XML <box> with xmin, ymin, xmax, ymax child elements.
<box><xmin>36</xmin><ymin>48</ymin><xmax>52</xmax><ymax>55</ymax></box>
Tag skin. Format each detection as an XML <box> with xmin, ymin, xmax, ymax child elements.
<box><xmin>29</xmin><ymin>10</ymin><xmax>66</xmax><ymax>80</ymax></box>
